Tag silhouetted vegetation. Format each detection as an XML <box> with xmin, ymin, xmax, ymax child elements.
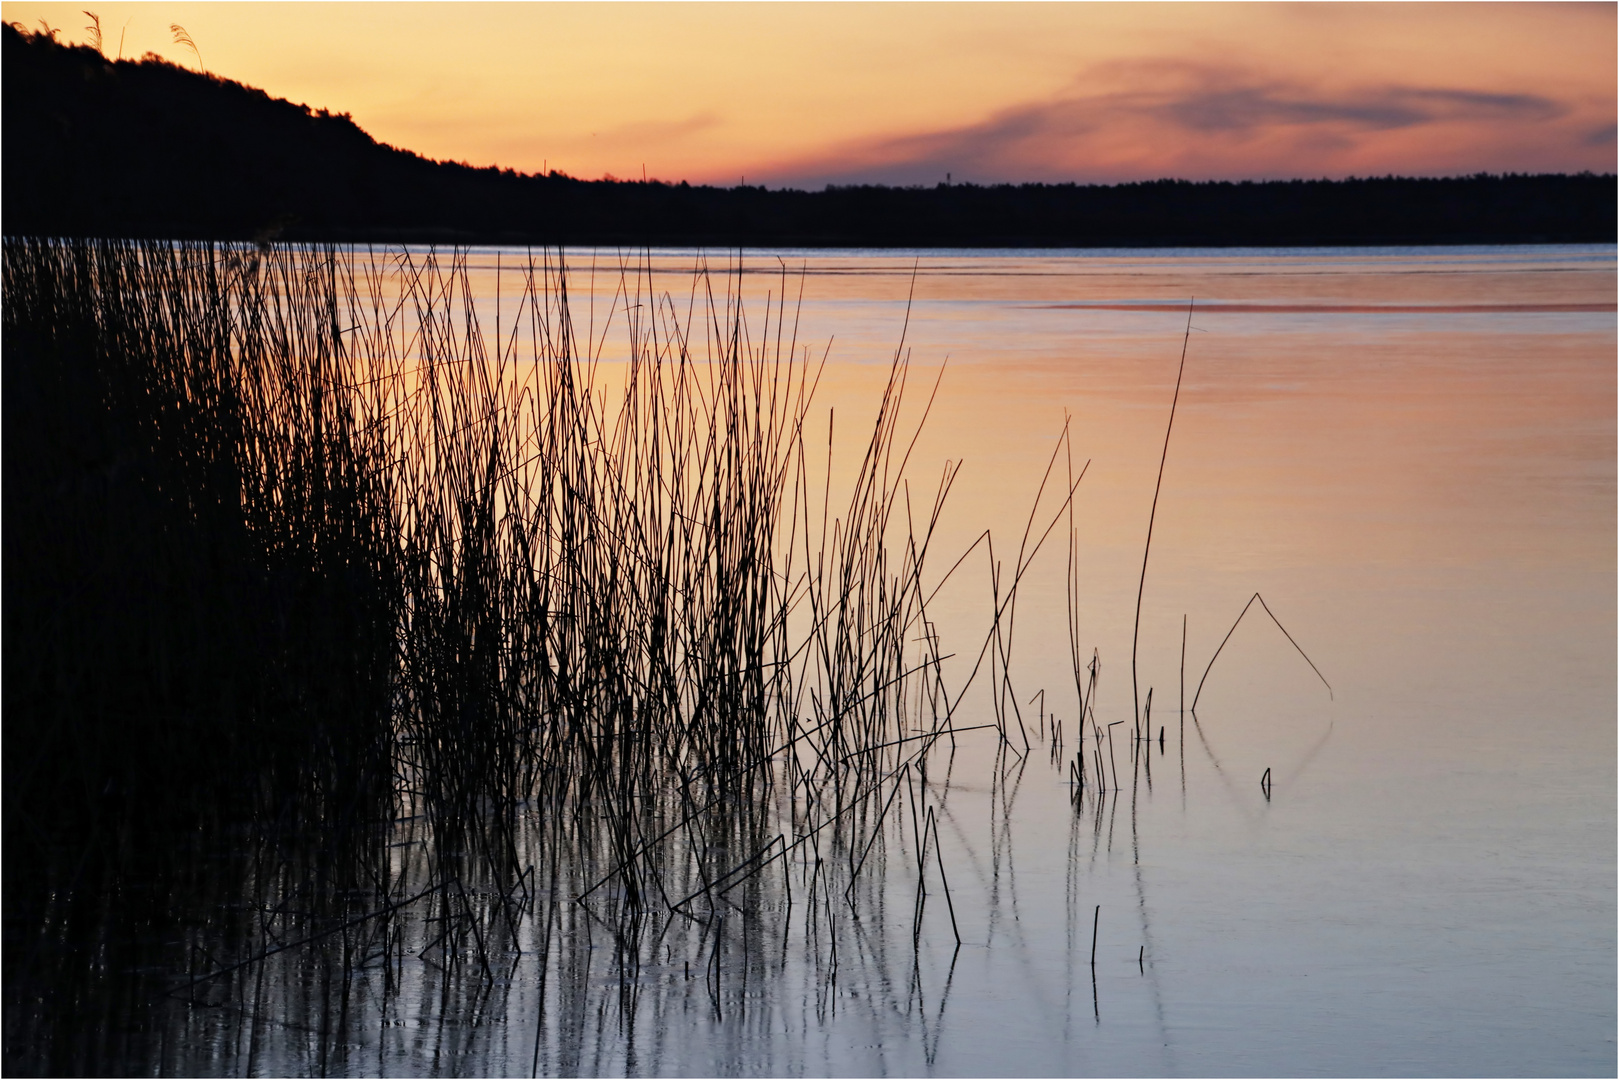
<box><xmin>5</xmin><ymin>23</ymin><xmax>1612</xmax><ymax>248</ymax></box>
<box><xmin>4</xmin><ymin>236</ymin><xmax>1042</xmax><ymax>1073</ymax></box>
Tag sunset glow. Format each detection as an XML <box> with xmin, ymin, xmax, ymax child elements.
<box><xmin>4</xmin><ymin>1</ymin><xmax>1613</xmax><ymax>185</ymax></box>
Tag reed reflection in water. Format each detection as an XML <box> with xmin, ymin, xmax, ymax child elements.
<box><xmin>3</xmin><ymin>241</ymin><xmax>1611</xmax><ymax>1077</ymax></box>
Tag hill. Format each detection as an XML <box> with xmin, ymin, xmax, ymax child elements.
<box><xmin>4</xmin><ymin>24</ymin><xmax>1613</xmax><ymax>247</ymax></box>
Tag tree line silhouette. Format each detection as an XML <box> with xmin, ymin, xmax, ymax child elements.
<box><xmin>5</xmin><ymin>23</ymin><xmax>1613</xmax><ymax>247</ymax></box>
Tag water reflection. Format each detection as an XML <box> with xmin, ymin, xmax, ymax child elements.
<box><xmin>147</xmin><ymin>737</ymin><xmax>1176</xmax><ymax>1076</ymax></box>
<box><xmin>6</xmin><ymin>243</ymin><xmax>1612</xmax><ymax>1077</ymax></box>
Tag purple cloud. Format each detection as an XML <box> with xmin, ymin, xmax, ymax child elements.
<box><xmin>1154</xmin><ymin>84</ymin><xmax>1562</xmax><ymax>133</ymax></box>
<box><xmin>761</xmin><ymin>63</ymin><xmax>1598</xmax><ymax>188</ymax></box>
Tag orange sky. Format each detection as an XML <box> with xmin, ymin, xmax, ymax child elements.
<box><xmin>6</xmin><ymin>2</ymin><xmax>1614</xmax><ymax>186</ymax></box>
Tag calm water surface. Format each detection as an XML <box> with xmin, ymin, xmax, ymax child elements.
<box><xmin>173</xmin><ymin>245</ymin><xmax>1615</xmax><ymax>1076</ymax></box>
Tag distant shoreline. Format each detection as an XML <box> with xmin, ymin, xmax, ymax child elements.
<box><xmin>6</xmin><ymin>24</ymin><xmax>1614</xmax><ymax>249</ymax></box>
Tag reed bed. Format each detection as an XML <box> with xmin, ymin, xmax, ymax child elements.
<box><xmin>3</xmin><ymin>238</ymin><xmax>1007</xmax><ymax>1072</ymax></box>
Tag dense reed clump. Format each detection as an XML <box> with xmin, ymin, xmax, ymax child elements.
<box><xmin>4</xmin><ymin>238</ymin><xmax>405</xmax><ymax>1070</ymax></box>
<box><xmin>3</xmin><ymin>238</ymin><xmax>986</xmax><ymax>1071</ymax></box>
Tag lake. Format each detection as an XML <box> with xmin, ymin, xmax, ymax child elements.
<box><xmin>28</xmin><ymin>243</ymin><xmax>1616</xmax><ymax>1076</ymax></box>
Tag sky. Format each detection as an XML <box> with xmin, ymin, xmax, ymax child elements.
<box><xmin>5</xmin><ymin>2</ymin><xmax>1614</xmax><ymax>187</ymax></box>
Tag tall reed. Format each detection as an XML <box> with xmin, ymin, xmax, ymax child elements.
<box><xmin>3</xmin><ymin>238</ymin><xmax>988</xmax><ymax>1072</ymax></box>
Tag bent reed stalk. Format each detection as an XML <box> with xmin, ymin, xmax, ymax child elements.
<box><xmin>3</xmin><ymin>238</ymin><xmax>1001</xmax><ymax>1071</ymax></box>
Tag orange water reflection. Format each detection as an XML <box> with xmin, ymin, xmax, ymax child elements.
<box><xmin>456</xmin><ymin>245</ymin><xmax>1613</xmax><ymax>762</ymax></box>
<box><xmin>161</xmin><ymin>242</ymin><xmax>1604</xmax><ymax>1075</ymax></box>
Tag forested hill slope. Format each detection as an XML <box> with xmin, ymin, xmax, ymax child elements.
<box><xmin>5</xmin><ymin>24</ymin><xmax>1613</xmax><ymax>247</ymax></box>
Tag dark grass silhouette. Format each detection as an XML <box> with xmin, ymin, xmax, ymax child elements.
<box><xmin>4</xmin><ymin>23</ymin><xmax>1613</xmax><ymax>247</ymax></box>
<box><xmin>2</xmin><ymin>235</ymin><xmax>1344</xmax><ymax>1074</ymax></box>
<box><xmin>2</xmin><ymin>238</ymin><xmax>1024</xmax><ymax>1073</ymax></box>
